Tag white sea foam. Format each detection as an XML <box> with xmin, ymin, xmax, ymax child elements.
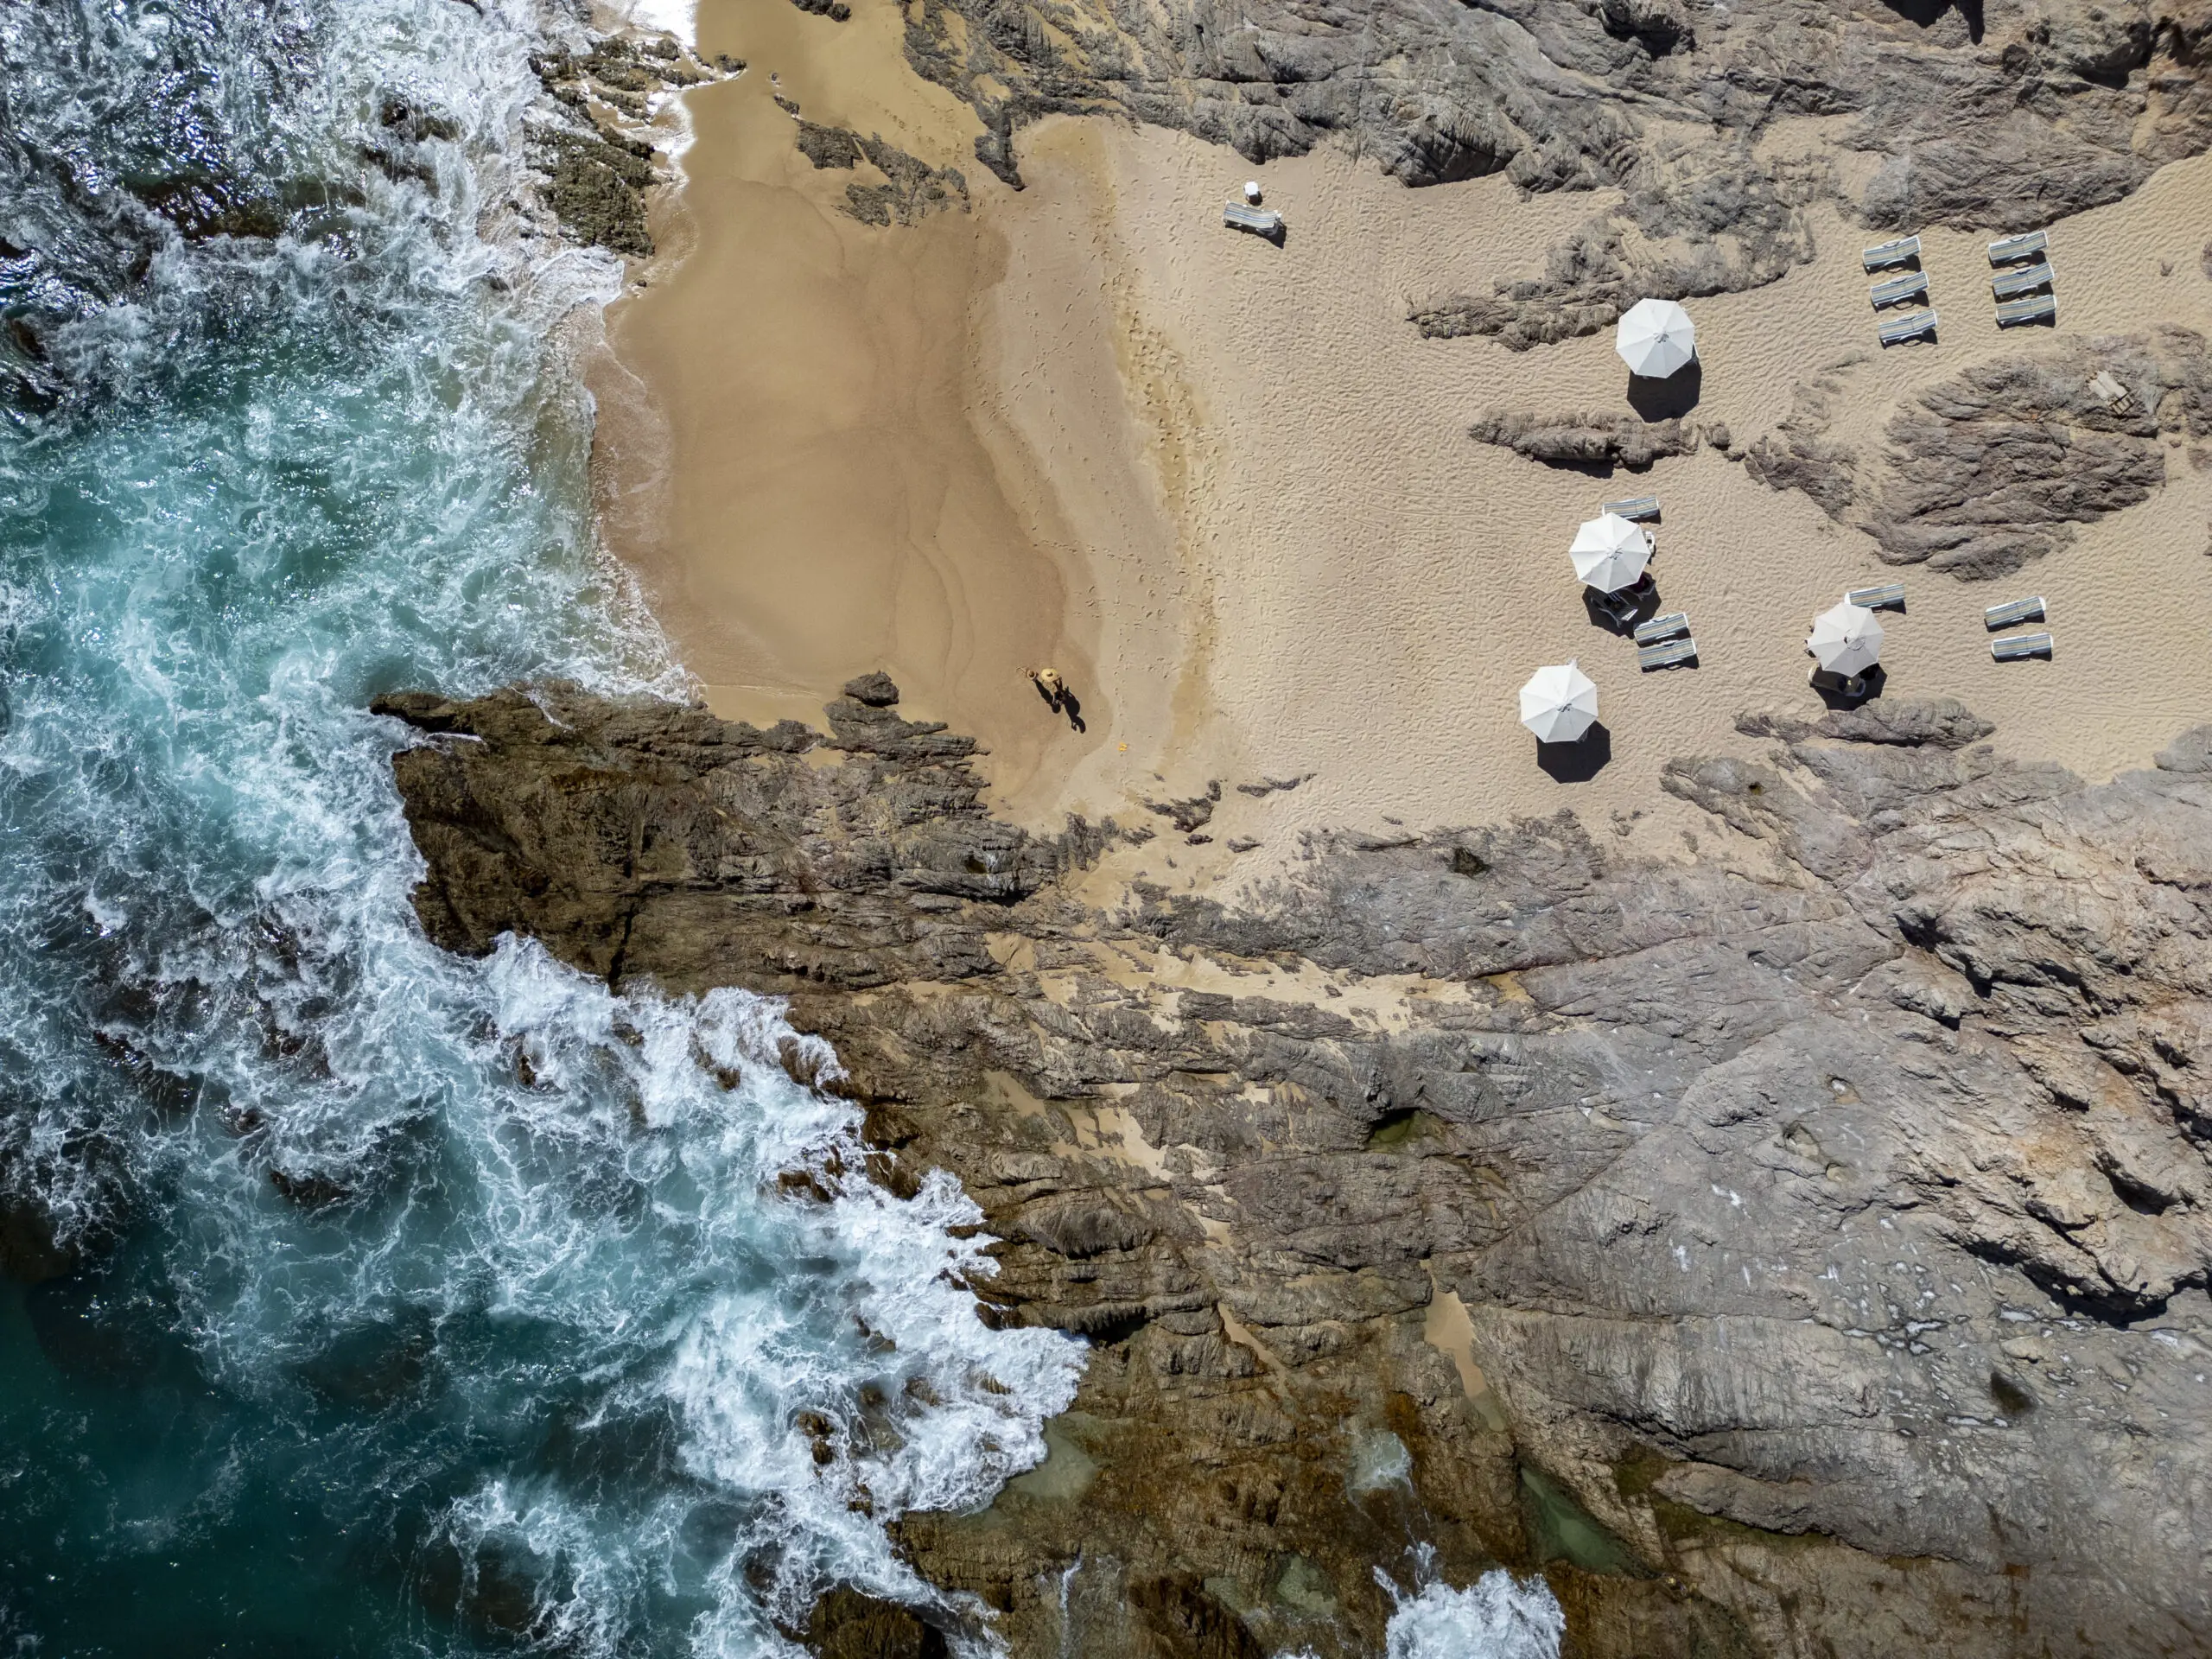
<box><xmin>1378</xmin><ymin>1554</ymin><xmax>1565</xmax><ymax>1659</ymax></box>
<box><xmin>622</xmin><ymin>0</ymin><xmax>700</xmax><ymax>47</ymax></box>
<box><xmin>1382</xmin><ymin>1574</ymin><xmax>1566</xmax><ymax>1659</ymax></box>
<box><xmin>0</xmin><ymin>0</ymin><xmax>1081</xmax><ymax>1651</ymax></box>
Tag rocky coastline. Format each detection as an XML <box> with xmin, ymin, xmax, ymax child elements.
<box><xmin>377</xmin><ymin>674</ymin><xmax>2212</xmax><ymax>1658</ymax></box>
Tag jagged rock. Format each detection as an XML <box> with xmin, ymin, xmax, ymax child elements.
<box><xmin>841</xmin><ymin>669</ymin><xmax>901</xmax><ymax>706</ymax></box>
<box><xmin>2158</xmin><ymin>723</ymin><xmax>2212</xmax><ymax>772</ymax></box>
<box><xmin>797</xmin><ymin>1588</ymin><xmax>946</xmax><ymax>1659</ymax></box>
<box><xmin>796</xmin><ymin>126</ymin><xmax>971</xmax><ymax>225</ymax></box>
<box><xmin>383</xmin><ymin>683</ymin><xmax>2212</xmax><ymax>1658</ymax></box>
<box><xmin>1745</xmin><ymin>329</ymin><xmax>2212</xmax><ymax>578</ymax></box>
<box><xmin>524</xmin><ymin>30</ymin><xmax>741</xmax><ymax>257</ymax></box>
<box><xmin>890</xmin><ymin>0</ymin><xmax>2212</xmax><ymax>346</ymax></box>
<box><xmin>1144</xmin><ymin>781</ymin><xmax>1219</xmax><ymax>834</ymax></box>
<box><xmin>1736</xmin><ymin>696</ymin><xmax>1997</xmax><ymax>749</ymax></box>
<box><xmin>1468</xmin><ymin>410</ymin><xmax>1697</xmax><ymax>470</ymax></box>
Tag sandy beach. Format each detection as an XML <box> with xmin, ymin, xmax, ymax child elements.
<box><xmin>594</xmin><ymin>0</ymin><xmax>2212</xmax><ymax>886</ymax></box>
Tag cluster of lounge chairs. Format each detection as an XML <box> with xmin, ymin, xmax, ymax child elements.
<box><xmin>1864</xmin><ymin>237</ymin><xmax>1937</xmax><ymax>346</ymax></box>
<box><xmin>1862</xmin><ymin>226</ymin><xmax>2057</xmax><ymax>341</ymax></box>
<box><xmin>1989</xmin><ymin>230</ymin><xmax>2055</xmax><ymax>327</ymax></box>
<box><xmin>1592</xmin><ymin>494</ymin><xmax>1700</xmax><ymax>670</ymax></box>
<box><xmin>1986</xmin><ymin>594</ymin><xmax>2053</xmax><ymax>658</ymax></box>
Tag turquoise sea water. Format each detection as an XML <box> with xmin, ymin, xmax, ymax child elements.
<box><xmin>0</xmin><ymin>3</ymin><xmax>1564</xmax><ymax>1653</ymax></box>
<box><xmin>0</xmin><ymin>2</ymin><xmax>1079</xmax><ymax>1652</ymax></box>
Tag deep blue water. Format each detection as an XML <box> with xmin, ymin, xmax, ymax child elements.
<box><xmin>0</xmin><ymin>3</ymin><xmax>1572</xmax><ymax>1653</ymax></box>
<box><xmin>0</xmin><ymin>3</ymin><xmax>1078</xmax><ymax>1653</ymax></box>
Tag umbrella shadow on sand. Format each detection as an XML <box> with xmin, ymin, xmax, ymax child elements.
<box><xmin>1812</xmin><ymin>664</ymin><xmax>1886</xmax><ymax>709</ymax></box>
<box><xmin>1627</xmin><ymin>359</ymin><xmax>1702</xmax><ymax>422</ymax></box>
<box><xmin>1584</xmin><ymin>580</ymin><xmax>1661</xmax><ymax>635</ymax></box>
<box><xmin>1536</xmin><ymin>723</ymin><xmax>1612</xmax><ymax>783</ymax></box>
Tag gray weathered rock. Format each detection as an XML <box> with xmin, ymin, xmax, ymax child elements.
<box><xmin>892</xmin><ymin>0</ymin><xmax>2212</xmax><ymax>347</ymax></box>
<box><xmin>1469</xmin><ymin>410</ymin><xmax>1700</xmax><ymax>470</ymax></box>
<box><xmin>378</xmin><ymin>681</ymin><xmax>2212</xmax><ymax>1658</ymax></box>
<box><xmin>1745</xmin><ymin>327</ymin><xmax>2212</xmax><ymax>578</ymax></box>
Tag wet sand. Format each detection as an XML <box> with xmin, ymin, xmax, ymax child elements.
<box><xmin>596</xmin><ymin>0</ymin><xmax>2212</xmax><ymax>884</ymax></box>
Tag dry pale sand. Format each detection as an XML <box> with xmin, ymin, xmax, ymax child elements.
<box><xmin>596</xmin><ymin>0</ymin><xmax>2212</xmax><ymax>893</ymax></box>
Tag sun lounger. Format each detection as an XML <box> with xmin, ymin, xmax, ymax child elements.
<box><xmin>1870</xmin><ymin>271</ymin><xmax>1929</xmax><ymax>308</ymax></box>
<box><xmin>1990</xmin><ymin>262</ymin><xmax>2052</xmax><ymax>300</ymax></box>
<box><xmin>1633</xmin><ymin>611</ymin><xmax>1689</xmax><ymax>645</ymax></box>
<box><xmin>1987</xmin><ymin>229</ymin><xmax>2048</xmax><ymax>265</ymax></box>
<box><xmin>1991</xmin><ymin>630</ymin><xmax>2054</xmax><ymax>660</ymax></box>
<box><xmin>1996</xmin><ymin>293</ymin><xmax>2056</xmax><ymax>327</ymax></box>
<box><xmin>1878</xmin><ymin>308</ymin><xmax>1938</xmax><ymax>346</ymax></box>
<box><xmin>1603</xmin><ymin>494</ymin><xmax>1661</xmax><ymax>522</ymax></box>
<box><xmin>1984</xmin><ymin>595</ymin><xmax>2046</xmax><ymax>629</ymax></box>
<box><xmin>1638</xmin><ymin>636</ymin><xmax>1698</xmax><ymax>671</ymax></box>
<box><xmin>1862</xmin><ymin>236</ymin><xmax>1922</xmax><ymax>271</ymax></box>
<box><xmin>1223</xmin><ymin>202</ymin><xmax>1284</xmax><ymax>237</ymax></box>
<box><xmin>1846</xmin><ymin>582</ymin><xmax>1905</xmax><ymax>610</ymax></box>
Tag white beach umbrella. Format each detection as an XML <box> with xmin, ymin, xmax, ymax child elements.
<box><xmin>1519</xmin><ymin>660</ymin><xmax>1600</xmax><ymax>744</ymax></box>
<box><xmin>1807</xmin><ymin>601</ymin><xmax>1885</xmax><ymax>676</ymax></box>
<box><xmin>1569</xmin><ymin>513</ymin><xmax>1653</xmax><ymax>594</ymax></box>
<box><xmin>1615</xmin><ymin>298</ymin><xmax>1696</xmax><ymax>378</ymax></box>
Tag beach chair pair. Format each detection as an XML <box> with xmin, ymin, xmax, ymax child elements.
<box><xmin>1997</xmin><ymin>294</ymin><xmax>2056</xmax><ymax>327</ymax></box>
<box><xmin>1847</xmin><ymin>582</ymin><xmax>1905</xmax><ymax>611</ymax></box>
<box><xmin>1991</xmin><ymin>263</ymin><xmax>2052</xmax><ymax>301</ymax></box>
<box><xmin>1634</xmin><ymin>612</ymin><xmax>1695</xmax><ymax>669</ymax></box>
<box><xmin>1602</xmin><ymin>494</ymin><xmax>1661</xmax><ymax>523</ymax></box>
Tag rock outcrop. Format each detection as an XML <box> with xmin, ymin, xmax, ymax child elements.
<box><xmin>1469</xmin><ymin>410</ymin><xmax>1700</xmax><ymax>472</ymax></box>
<box><xmin>893</xmin><ymin>0</ymin><xmax>2212</xmax><ymax>346</ymax></box>
<box><xmin>1744</xmin><ymin>327</ymin><xmax>2212</xmax><ymax>578</ymax></box>
<box><xmin>527</xmin><ymin>34</ymin><xmax>741</xmax><ymax>255</ymax></box>
<box><xmin>796</xmin><ymin>120</ymin><xmax>973</xmax><ymax>226</ymax></box>
<box><xmin>378</xmin><ymin>677</ymin><xmax>2212</xmax><ymax>1659</ymax></box>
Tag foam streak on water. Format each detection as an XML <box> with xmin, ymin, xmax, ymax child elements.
<box><xmin>0</xmin><ymin>1</ymin><xmax>1078</xmax><ymax>1652</ymax></box>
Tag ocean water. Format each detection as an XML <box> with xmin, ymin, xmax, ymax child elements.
<box><xmin>0</xmin><ymin>1</ymin><xmax>1077</xmax><ymax>1652</ymax></box>
<box><xmin>0</xmin><ymin>1</ymin><xmax>1559</xmax><ymax>1655</ymax></box>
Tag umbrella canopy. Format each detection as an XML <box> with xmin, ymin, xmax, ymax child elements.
<box><xmin>1808</xmin><ymin>601</ymin><xmax>1884</xmax><ymax>676</ymax></box>
<box><xmin>1520</xmin><ymin>660</ymin><xmax>1599</xmax><ymax>743</ymax></box>
<box><xmin>1616</xmin><ymin>298</ymin><xmax>1696</xmax><ymax>378</ymax></box>
<box><xmin>1569</xmin><ymin>513</ymin><xmax>1653</xmax><ymax>594</ymax></box>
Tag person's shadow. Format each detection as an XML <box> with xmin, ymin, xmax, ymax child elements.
<box><xmin>1033</xmin><ymin>676</ymin><xmax>1086</xmax><ymax>733</ymax></box>
<box><xmin>1627</xmin><ymin>358</ymin><xmax>1701</xmax><ymax>422</ymax></box>
<box><xmin>1536</xmin><ymin>723</ymin><xmax>1611</xmax><ymax>783</ymax></box>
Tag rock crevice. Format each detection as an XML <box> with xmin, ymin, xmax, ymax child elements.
<box><xmin>378</xmin><ymin>677</ymin><xmax>2212</xmax><ymax>1657</ymax></box>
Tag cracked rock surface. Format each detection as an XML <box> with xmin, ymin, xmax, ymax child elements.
<box><xmin>378</xmin><ymin>676</ymin><xmax>2212</xmax><ymax>1658</ymax></box>
<box><xmin>895</xmin><ymin>0</ymin><xmax>2212</xmax><ymax>346</ymax></box>
<box><xmin>1743</xmin><ymin>327</ymin><xmax>2212</xmax><ymax>578</ymax></box>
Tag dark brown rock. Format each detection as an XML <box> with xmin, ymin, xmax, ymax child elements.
<box><xmin>798</xmin><ymin>1588</ymin><xmax>947</xmax><ymax>1659</ymax></box>
<box><xmin>380</xmin><ymin>683</ymin><xmax>2212</xmax><ymax>1658</ymax></box>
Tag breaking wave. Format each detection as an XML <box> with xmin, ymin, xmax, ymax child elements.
<box><xmin>1381</xmin><ymin>1563</ymin><xmax>1565</xmax><ymax>1659</ymax></box>
<box><xmin>0</xmin><ymin>0</ymin><xmax>1078</xmax><ymax>1652</ymax></box>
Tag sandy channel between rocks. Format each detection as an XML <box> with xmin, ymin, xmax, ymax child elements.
<box><xmin>593</xmin><ymin>0</ymin><xmax>2212</xmax><ymax>895</ymax></box>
